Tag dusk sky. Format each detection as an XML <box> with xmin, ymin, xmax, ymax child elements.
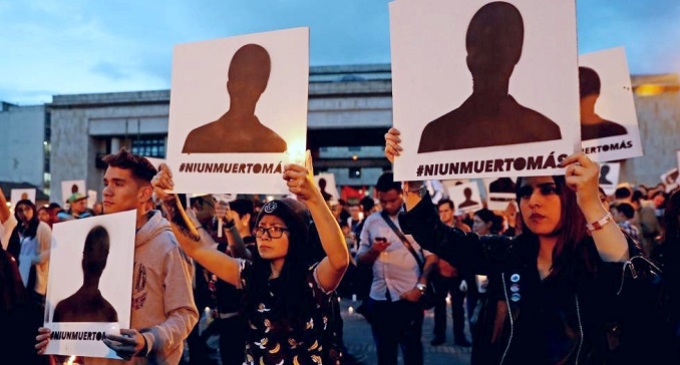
<box><xmin>1</xmin><ymin>0</ymin><xmax>679</xmax><ymax>105</ymax></box>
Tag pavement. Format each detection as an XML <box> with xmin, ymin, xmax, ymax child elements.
<box><xmin>183</xmin><ymin>298</ymin><xmax>472</xmax><ymax>365</ymax></box>
<box><xmin>339</xmin><ymin>298</ymin><xmax>472</xmax><ymax>365</ymax></box>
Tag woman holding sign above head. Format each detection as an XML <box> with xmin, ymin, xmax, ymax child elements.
<box><xmin>151</xmin><ymin>154</ymin><xmax>349</xmax><ymax>365</ymax></box>
<box><xmin>385</xmin><ymin>128</ymin><xmax>676</xmax><ymax>364</ymax></box>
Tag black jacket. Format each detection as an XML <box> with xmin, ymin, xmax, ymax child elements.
<box><xmin>399</xmin><ymin>195</ymin><xmax>676</xmax><ymax>364</ymax></box>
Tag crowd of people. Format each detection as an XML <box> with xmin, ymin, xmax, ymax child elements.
<box><xmin>0</xmin><ymin>141</ymin><xmax>677</xmax><ymax>365</ymax></box>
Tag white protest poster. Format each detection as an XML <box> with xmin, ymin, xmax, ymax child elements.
<box><xmin>661</xmin><ymin>167</ymin><xmax>679</xmax><ymax>193</ymax></box>
<box><xmin>87</xmin><ymin>190</ymin><xmax>98</xmax><ymax>209</ymax></box>
<box><xmin>448</xmin><ymin>182</ymin><xmax>484</xmax><ymax>214</ymax></box>
<box><xmin>579</xmin><ymin>47</ymin><xmax>642</xmax><ymax>162</ymax></box>
<box><xmin>314</xmin><ymin>173</ymin><xmax>340</xmax><ymax>202</ymax></box>
<box><xmin>167</xmin><ymin>27</ymin><xmax>309</xmax><ymax>194</ymax></box>
<box><xmin>61</xmin><ymin>180</ymin><xmax>86</xmax><ymax>205</ymax></box>
<box><xmin>10</xmin><ymin>188</ymin><xmax>36</xmax><ymax>204</ymax></box>
<box><xmin>390</xmin><ymin>0</ymin><xmax>579</xmax><ymax>181</ymax></box>
<box><xmin>44</xmin><ymin>210</ymin><xmax>136</xmax><ymax>359</ymax></box>
<box><xmin>145</xmin><ymin>157</ymin><xmax>166</xmax><ymax>170</ymax></box>
<box><xmin>598</xmin><ymin>162</ymin><xmax>620</xmax><ymax>196</ymax></box>
<box><xmin>484</xmin><ymin>177</ymin><xmax>517</xmax><ymax>211</ymax></box>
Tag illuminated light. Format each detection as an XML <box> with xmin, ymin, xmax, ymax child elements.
<box><xmin>285</xmin><ymin>139</ymin><xmax>307</xmax><ymax>166</ymax></box>
<box><xmin>634</xmin><ymin>84</ymin><xmax>665</xmax><ymax>96</ymax></box>
<box><xmin>352</xmin><ymin>155</ymin><xmax>358</xmax><ymax>161</ymax></box>
<box><xmin>67</xmin><ymin>355</ymin><xmax>77</xmax><ymax>365</ymax></box>
<box><xmin>266</xmin><ymin>195</ymin><xmax>274</xmax><ymax>202</ymax></box>
<box><xmin>446</xmin><ymin>294</ymin><xmax>451</xmax><ymax>305</ymax></box>
<box><xmin>5</xmin><ymin>202</ymin><xmax>10</xmax><ymax>207</ymax></box>
<box><xmin>348</xmin><ymin>306</ymin><xmax>354</xmax><ymax>315</ymax></box>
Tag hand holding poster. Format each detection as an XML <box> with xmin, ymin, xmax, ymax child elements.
<box><xmin>44</xmin><ymin>210</ymin><xmax>136</xmax><ymax>359</ymax></box>
<box><xmin>390</xmin><ymin>0</ymin><xmax>579</xmax><ymax>180</ymax></box>
<box><xmin>166</xmin><ymin>27</ymin><xmax>309</xmax><ymax>195</ymax></box>
<box><xmin>579</xmin><ymin>47</ymin><xmax>643</xmax><ymax>162</ymax></box>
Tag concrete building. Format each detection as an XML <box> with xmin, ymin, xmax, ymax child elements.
<box><xmin>0</xmin><ymin>102</ymin><xmax>50</xmax><ymax>195</ymax></box>
<box><xmin>2</xmin><ymin>65</ymin><xmax>679</xmax><ymax>204</ymax></box>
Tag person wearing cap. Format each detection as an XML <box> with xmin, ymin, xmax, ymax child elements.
<box><xmin>56</xmin><ymin>192</ymin><xmax>92</xmax><ymax>221</ymax></box>
<box><xmin>151</xmin><ymin>156</ymin><xmax>350</xmax><ymax>365</ymax></box>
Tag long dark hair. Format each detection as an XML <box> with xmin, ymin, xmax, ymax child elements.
<box><xmin>14</xmin><ymin>200</ymin><xmax>40</xmax><ymax>239</ymax></box>
<box><xmin>474</xmin><ymin>208</ymin><xmax>503</xmax><ymax>234</ymax></box>
<box><xmin>244</xmin><ymin>199</ymin><xmax>313</xmax><ymax>335</ymax></box>
<box><xmin>515</xmin><ymin>176</ymin><xmax>595</xmax><ymax>278</ymax></box>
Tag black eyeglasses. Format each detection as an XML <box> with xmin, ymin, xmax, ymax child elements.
<box><xmin>255</xmin><ymin>226</ymin><xmax>289</xmax><ymax>239</ymax></box>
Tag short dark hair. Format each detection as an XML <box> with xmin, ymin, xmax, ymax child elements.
<box><xmin>614</xmin><ymin>186</ymin><xmax>633</xmax><ymax>200</ymax></box>
<box><xmin>375</xmin><ymin>171</ymin><xmax>401</xmax><ymax>193</ymax></box>
<box><xmin>437</xmin><ymin>198</ymin><xmax>454</xmax><ymax>210</ymax></box>
<box><xmin>102</xmin><ymin>148</ymin><xmax>157</xmax><ymax>184</ymax></box>
<box><xmin>229</xmin><ymin>198</ymin><xmax>254</xmax><ymax>218</ymax></box>
<box><xmin>612</xmin><ymin>202</ymin><xmax>635</xmax><ymax>219</ymax></box>
<box><xmin>359</xmin><ymin>196</ymin><xmax>374</xmax><ymax>213</ymax></box>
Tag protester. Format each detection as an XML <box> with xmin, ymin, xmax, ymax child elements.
<box><xmin>56</xmin><ymin>192</ymin><xmax>93</xmax><ymax>221</ymax></box>
<box><xmin>471</xmin><ymin>208</ymin><xmax>503</xmax><ymax>236</ymax></box>
<box><xmin>7</xmin><ymin>199</ymin><xmax>51</xmax><ymax>305</ymax></box>
<box><xmin>151</xmin><ymin>157</ymin><xmax>350</xmax><ymax>365</ymax></box>
<box><xmin>610</xmin><ymin>202</ymin><xmax>641</xmax><ymax>243</ymax></box>
<box><xmin>385</xmin><ymin>127</ymin><xmax>676</xmax><ymax>364</ymax></box>
<box><xmin>431</xmin><ymin>198</ymin><xmax>472</xmax><ymax>348</ymax></box>
<box><xmin>652</xmin><ymin>189</ymin><xmax>680</xmax><ymax>355</ymax></box>
<box><xmin>36</xmin><ymin>148</ymin><xmax>198</xmax><ymax>364</ymax></box>
<box><xmin>356</xmin><ymin>171</ymin><xmax>437</xmax><ymax>365</ymax></box>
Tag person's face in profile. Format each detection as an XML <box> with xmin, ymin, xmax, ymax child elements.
<box><xmin>227</xmin><ymin>44</ymin><xmax>271</xmax><ymax>106</ymax></box>
<box><xmin>102</xmin><ymin>167</ymin><xmax>148</xmax><ymax>214</ymax></box>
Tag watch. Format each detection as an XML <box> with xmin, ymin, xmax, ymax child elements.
<box><xmin>416</xmin><ymin>283</ymin><xmax>427</xmax><ymax>295</ymax></box>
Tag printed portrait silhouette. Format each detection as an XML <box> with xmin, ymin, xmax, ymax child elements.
<box><xmin>72</xmin><ymin>184</ymin><xmax>79</xmax><ymax>194</ymax></box>
<box><xmin>418</xmin><ymin>1</ymin><xmax>562</xmax><ymax>153</ymax></box>
<box><xmin>579</xmin><ymin>66</ymin><xmax>628</xmax><ymax>141</ymax></box>
<box><xmin>21</xmin><ymin>192</ymin><xmax>29</xmax><ymax>200</ymax></box>
<box><xmin>318</xmin><ymin>178</ymin><xmax>333</xmax><ymax>202</ymax></box>
<box><xmin>599</xmin><ymin>164</ymin><xmax>613</xmax><ymax>185</ymax></box>
<box><xmin>182</xmin><ymin>43</ymin><xmax>288</xmax><ymax>154</ymax></box>
<box><xmin>458</xmin><ymin>187</ymin><xmax>480</xmax><ymax>208</ymax></box>
<box><xmin>53</xmin><ymin>226</ymin><xmax>118</xmax><ymax>323</ymax></box>
<box><xmin>489</xmin><ymin>177</ymin><xmax>516</xmax><ymax>202</ymax></box>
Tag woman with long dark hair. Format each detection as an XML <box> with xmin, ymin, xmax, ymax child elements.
<box><xmin>8</xmin><ymin>199</ymin><xmax>51</xmax><ymax>303</ymax></box>
<box><xmin>152</xmin><ymin>158</ymin><xmax>349</xmax><ymax>365</ymax></box>
<box><xmin>472</xmin><ymin>208</ymin><xmax>503</xmax><ymax>236</ymax></box>
<box><xmin>385</xmin><ymin>128</ymin><xmax>674</xmax><ymax>364</ymax></box>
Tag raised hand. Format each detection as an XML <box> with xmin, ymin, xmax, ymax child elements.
<box><xmin>283</xmin><ymin>150</ymin><xmax>319</xmax><ymax>203</ymax></box>
<box><xmin>384</xmin><ymin>127</ymin><xmax>403</xmax><ymax>163</ymax></box>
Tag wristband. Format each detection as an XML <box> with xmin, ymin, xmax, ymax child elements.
<box><xmin>223</xmin><ymin>219</ymin><xmax>235</xmax><ymax>229</ymax></box>
<box><xmin>586</xmin><ymin>212</ymin><xmax>613</xmax><ymax>232</ymax></box>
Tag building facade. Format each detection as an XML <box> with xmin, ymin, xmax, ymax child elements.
<box><xmin>1</xmin><ymin>65</ymin><xmax>678</xmax><ymax>204</ymax></box>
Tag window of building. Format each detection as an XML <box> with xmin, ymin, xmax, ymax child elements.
<box><xmin>349</xmin><ymin>167</ymin><xmax>361</xmax><ymax>179</ymax></box>
<box><xmin>132</xmin><ymin>137</ymin><xmax>166</xmax><ymax>158</ymax></box>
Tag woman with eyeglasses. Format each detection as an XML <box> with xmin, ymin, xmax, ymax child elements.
<box><xmin>384</xmin><ymin>128</ymin><xmax>674</xmax><ymax>364</ymax></box>
<box><xmin>152</xmin><ymin>157</ymin><xmax>349</xmax><ymax>365</ymax></box>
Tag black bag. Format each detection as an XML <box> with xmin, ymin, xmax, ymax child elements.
<box><xmin>379</xmin><ymin>211</ymin><xmax>437</xmax><ymax>310</ymax></box>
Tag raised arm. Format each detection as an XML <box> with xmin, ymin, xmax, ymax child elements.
<box><xmin>152</xmin><ymin>164</ymin><xmax>243</xmax><ymax>287</ymax></box>
<box><xmin>215</xmin><ymin>201</ymin><xmax>252</xmax><ymax>260</ymax></box>
<box><xmin>561</xmin><ymin>153</ymin><xmax>629</xmax><ymax>262</ymax></box>
<box><xmin>283</xmin><ymin>153</ymin><xmax>349</xmax><ymax>292</ymax></box>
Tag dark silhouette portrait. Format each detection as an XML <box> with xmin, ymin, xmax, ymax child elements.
<box><xmin>318</xmin><ymin>178</ymin><xmax>333</xmax><ymax>202</ymax></box>
<box><xmin>458</xmin><ymin>187</ymin><xmax>480</xmax><ymax>208</ymax></box>
<box><xmin>21</xmin><ymin>192</ymin><xmax>29</xmax><ymax>200</ymax></box>
<box><xmin>182</xmin><ymin>43</ymin><xmax>288</xmax><ymax>154</ymax></box>
<box><xmin>53</xmin><ymin>226</ymin><xmax>118</xmax><ymax>323</ymax></box>
<box><xmin>579</xmin><ymin>66</ymin><xmax>628</xmax><ymax>141</ymax></box>
<box><xmin>599</xmin><ymin>164</ymin><xmax>613</xmax><ymax>185</ymax></box>
<box><xmin>418</xmin><ymin>1</ymin><xmax>562</xmax><ymax>153</ymax></box>
<box><xmin>489</xmin><ymin>177</ymin><xmax>516</xmax><ymax>202</ymax></box>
